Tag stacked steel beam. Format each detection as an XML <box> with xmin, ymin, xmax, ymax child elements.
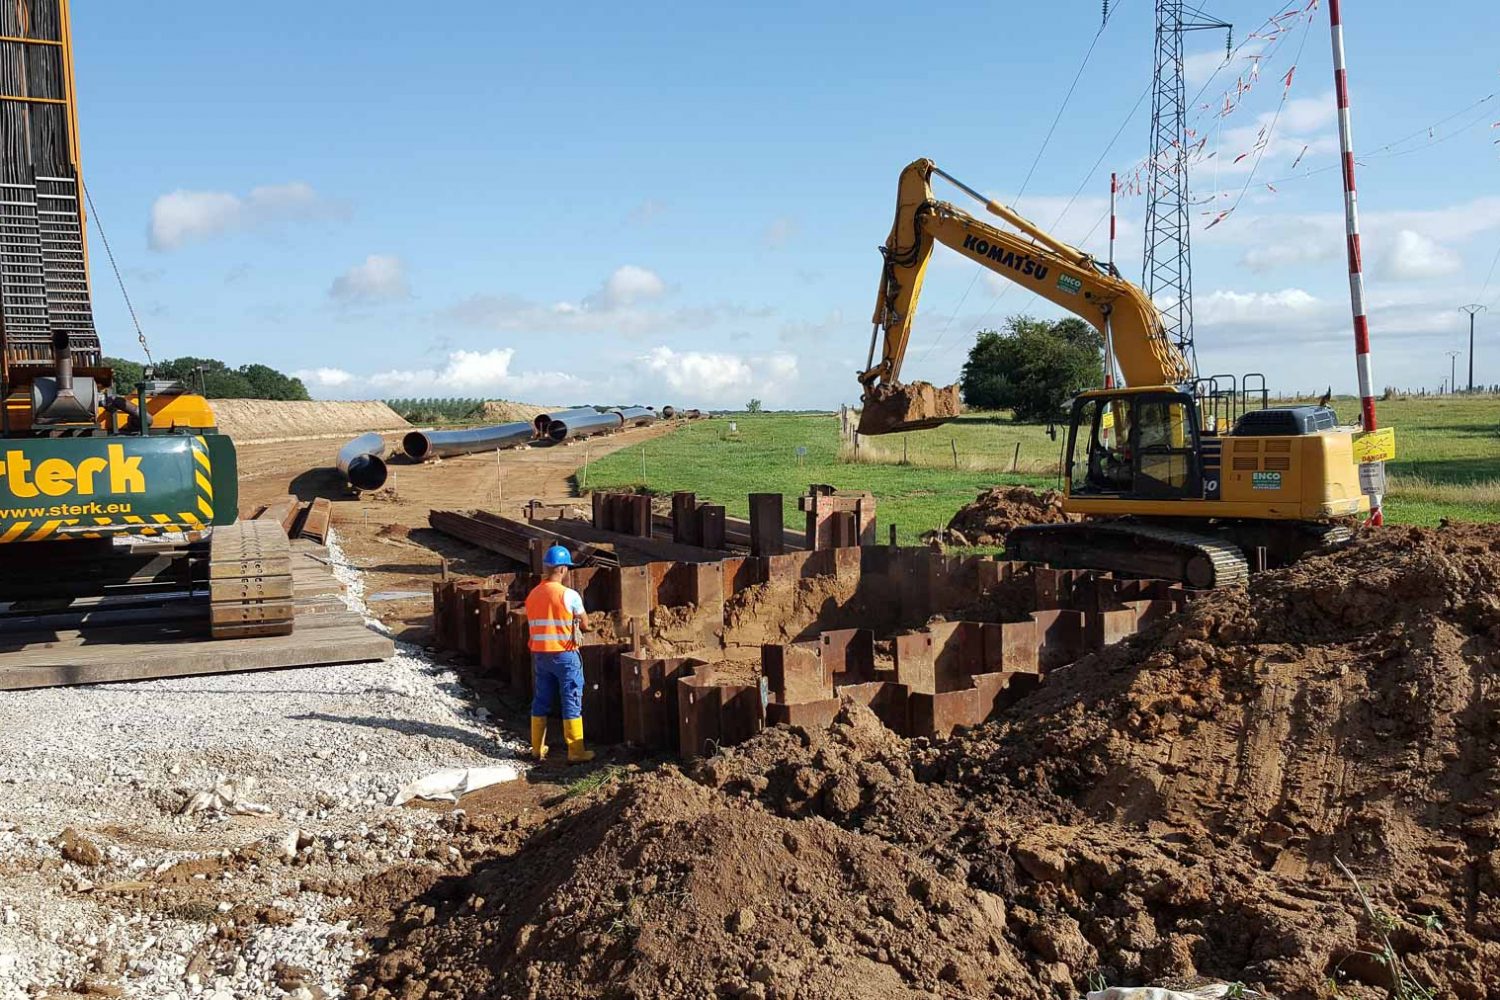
<box><xmin>0</xmin><ymin>0</ymin><xmax>98</xmax><ymax>372</ymax></box>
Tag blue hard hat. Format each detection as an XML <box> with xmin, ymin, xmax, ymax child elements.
<box><xmin>543</xmin><ymin>545</ymin><xmax>575</xmax><ymax>568</ymax></box>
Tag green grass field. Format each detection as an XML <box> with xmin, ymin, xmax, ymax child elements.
<box><xmin>577</xmin><ymin>396</ymin><xmax>1500</xmax><ymax>540</ymax></box>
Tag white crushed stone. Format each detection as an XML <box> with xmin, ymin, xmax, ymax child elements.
<box><xmin>0</xmin><ymin>529</ymin><xmax>525</xmax><ymax>999</ymax></box>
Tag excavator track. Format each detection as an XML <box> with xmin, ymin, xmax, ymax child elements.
<box><xmin>1008</xmin><ymin>520</ymin><xmax>1251</xmax><ymax>590</ymax></box>
<box><xmin>207</xmin><ymin>520</ymin><xmax>295</xmax><ymax>639</ymax></box>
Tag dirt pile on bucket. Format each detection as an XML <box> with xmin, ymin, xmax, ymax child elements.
<box><xmin>857</xmin><ymin>381</ymin><xmax>962</xmax><ymax>435</ymax></box>
<box><xmin>352</xmin><ymin>526</ymin><xmax>1500</xmax><ymax>999</ymax></box>
<box><xmin>473</xmin><ymin>399</ymin><xmax>551</xmax><ymax>424</ymax></box>
<box><xmin>939</xmin><ymin>485</ymin><xmax>1076</xmax><ymax>546</ymax></box>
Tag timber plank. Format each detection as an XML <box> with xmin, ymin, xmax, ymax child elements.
<box><xmin>0</xmin><ymin>625</ymin><xmax>392</xmax><ymax>690</ymax></box>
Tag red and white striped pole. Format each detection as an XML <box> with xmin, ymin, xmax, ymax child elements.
<box><xmin>1104</xmin><ymin>171</ymin><xmax>1118</xmax><ymax>389</ymax></box>
<box><xmin>1329</xmin><ymin>0</ymin><xmax>1382</xmax><ymax>525</ymax></box>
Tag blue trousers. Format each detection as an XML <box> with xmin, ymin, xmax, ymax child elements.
<box><xmin>531</xmin><ymin>650</ymin><xmax>584</xmax><ymax>720</ymax></box>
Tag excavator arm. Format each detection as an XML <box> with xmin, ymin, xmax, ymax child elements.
<box><xmin>858</xmin><ymin>158</ymin><xmax>1192</xmax><ymax>434</ymax></box>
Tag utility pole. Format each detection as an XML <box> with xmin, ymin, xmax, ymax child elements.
<box><xmin>1461</xmin><ymin>305</ymin><xmax>1486</xmax><ymax>393</ymax></box>
<box><xmin>1444</xmin><ymin>350</ymin><xmax>1461</xmax><ymax>394</ymax></box>
<box><xmin>1143</xmin><ymin>0</ymin><xmax>1231</xmax><ymax>378</ymax></box>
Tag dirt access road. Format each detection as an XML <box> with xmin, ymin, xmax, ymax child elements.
<box><xmin>235</xmin><ymin>423</ymin><xmax>674</xmax><ymax>642</ymax></box>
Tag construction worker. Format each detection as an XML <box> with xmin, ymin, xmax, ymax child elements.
<box><xmin>523</xmin><ymin>545</ymin><xmax>595</xmax><ymax>764</ymax></box>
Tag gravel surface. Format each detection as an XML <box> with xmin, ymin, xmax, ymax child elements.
<box><xmin>0</xmin><ymin>531</ymin><xmax>527</xmax><ymax>999</ymax></box>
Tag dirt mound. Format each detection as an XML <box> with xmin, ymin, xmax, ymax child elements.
<box><xmin>211</xmin><ymin>399</ymin><xmax>409</xmax><ymax>442</ymax></box>
<box><xmin>474</xmin><ymin>399</ymin><xmax>551</xmax><ymax>424</ymax></box>
<box><xmin>937</xmin><ymin>523</ymin><xmax>1500</xmax><ymax>996</ymax></box>
<box><xmin>939</xmin><ymin>486</ymin><xmax>1076</xmax><ymax>546</ymax></box>
<box><xmin>354</xmin><ymin>765</ymin><xmax>1033</xmax><ymax>999</ymax></box>
<box><xmin>352</xmin><ymin>526</ymin><xmax>1500</xmax><ymax>999</ymax></box>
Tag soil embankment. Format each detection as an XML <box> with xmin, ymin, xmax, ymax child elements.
<box><xmin>212</xmin><ymin>400</ymin><xmax>410</xmax><ymax>443</ymax></box>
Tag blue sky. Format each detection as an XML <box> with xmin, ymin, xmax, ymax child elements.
<box><xmin>73</xmin><ymin>0</ymin><xmax>1500</xmax><ymax>407</ymax></box>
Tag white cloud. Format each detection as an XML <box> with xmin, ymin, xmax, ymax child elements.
<box><xmin>585</xmin><ymin>265</ymin><xmax>665</xmax><ymax>309</ymax></box>
<box><xmin>295</xmin><ymin>348</ymin><xmax>578</xmax><ymax>398</ymax></box>
<box><xmin>444</xmin><ymin>265</ymin><xmax>769</xmax><ymax>340</ymax></box>
<box><xmin>1379</xmin><ymin>230</ymin><xmax>1462</xmax><ymax>282</ymax></box>
<box><xmin>292</xmin><ymin>344</ymin><xmax>800</xmax><ymax>408</ymax></box>
<box><xmin>299</xmin><ymin>366</ymin><xmax>354</xmax><ymax>388</ymax></box>
<box><xmin>1203</xmin><ymin>196</ymin><xmax>1500</xmax><ymax>275</ymax></box>
<box><xmin>1196</xmin><ymin>287</ymin><xmax>1326</xmax><ymax>325</ymax></box>
<box><xmin>632</xmin><ymin>347</ymin><xmax>799</xmax><ymax>405</ymax></box>
<box><xmin>149</xmin><ymin>182</ymin><xmax>330</xmax><ymax>250</ymax></box>
<box><xmin>330</xmin><ymin>254</ymin><xmax>410</xmax><ymax>303</ymax></box>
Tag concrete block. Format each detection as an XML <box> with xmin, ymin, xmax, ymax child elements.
<box><xmin>761</xmin><ymin>642</ymin><xmax>828</xmax><ymax>704</ymax></box>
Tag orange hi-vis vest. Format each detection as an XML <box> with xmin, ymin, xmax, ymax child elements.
<box><xmin>524</xmin><ymin>580</ymin><xmax>577</xmax><ymax>653</ymax></box>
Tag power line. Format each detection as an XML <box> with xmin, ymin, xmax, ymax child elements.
<box><xmin>914</xmin><ymin>0</ymin><xmax>1132</xmax><ymax>370</ymax></box>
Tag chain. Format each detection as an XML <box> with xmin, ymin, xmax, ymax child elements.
<box><xmin>81</xmin><ymin>181</ymin><xmax>154</xmax><ymax>367</ymax></box>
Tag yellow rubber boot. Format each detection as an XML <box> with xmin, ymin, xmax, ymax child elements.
<box><xmin>563</xmin><ymin>717</ymin><xmax>595</xmax><ymax>764</ymax></box>
<box><xmin>530</xmin><ymin>716</ymin><xmax>549</xmax><ymax>762</ymax></box>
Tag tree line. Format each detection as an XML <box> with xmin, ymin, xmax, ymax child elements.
<box><xmin>103</xmin><ymin>357</ymin><xmax>310</xmax><ymax>401</ymax></box>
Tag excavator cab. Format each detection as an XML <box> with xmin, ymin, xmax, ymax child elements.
<box><xmin>1066</xmin><ymin>388</ymin><xmax>1203</xmax><ymax>502</ymax></box>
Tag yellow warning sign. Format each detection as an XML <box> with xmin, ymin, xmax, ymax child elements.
<box><xmin>1352</xmin><ymin>426</ymin><xmax>1396</xmax><ymax>463</ymax></box>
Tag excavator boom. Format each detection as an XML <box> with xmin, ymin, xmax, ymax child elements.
<box><xmin>859</xmin><ymin>158</ymin><xmax>1191</xmax><ymax>434</ymax></box>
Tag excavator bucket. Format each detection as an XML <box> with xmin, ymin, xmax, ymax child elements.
<box><xmin>857</xmin><ymin>381</ymin><xmax>963</xmax><ymax>435</ymax></box>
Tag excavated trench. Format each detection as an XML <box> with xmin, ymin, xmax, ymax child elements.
<box><xmin>346</xmin><ymin>524</ymin><xmax>1500</xmax><ymax>1000</ymax></box>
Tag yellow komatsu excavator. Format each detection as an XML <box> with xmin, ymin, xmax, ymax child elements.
<box><xmin>858</xmin><ymin>159</ymin><xmax>1368</xmax><ymax>587</ymax></box>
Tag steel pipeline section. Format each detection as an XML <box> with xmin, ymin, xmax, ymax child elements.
<box><xmin>532</xmin><ymin>407</ymin><xmax>598</xmax><ymax>437</ymax></box>
<box><xmin>614</xmin><ymin>406</ymin><xmax>657</xmax><ymax>428</ymax></box>
<box><xmin>403</xmin><ymin>421</ymin><xmax>534</xmax><ymax>461</ymax></box>
<box><xmin>545</xmin><ymin>409</ymin><xmax>625</xmax><ymax>443</ymax></box>
<box><xmin>337</xmin><ymin>432</ymin><xmax>389</xmax><ymax>491</ymax></box>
